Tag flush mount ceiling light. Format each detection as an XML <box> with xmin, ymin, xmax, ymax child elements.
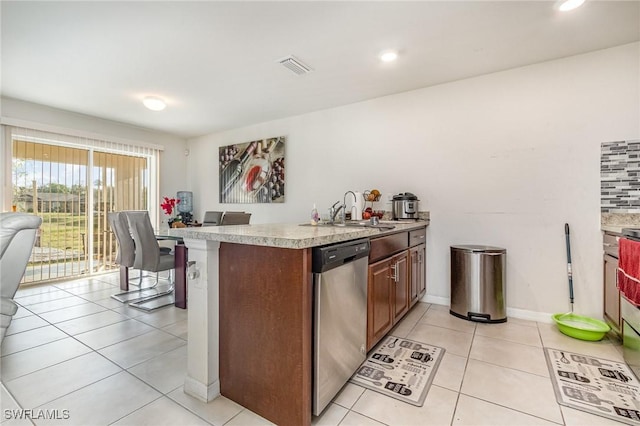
<box><xmin>558</xmin><ymin>0</ymin><xmax>585</xmax><ymax>11</ymax></box>
<box><xmin>142</xmin><ymin>96</ymin><xmax>166</xmax><ymax>111</ymax></box>
<box><xmin>379</xmin><ymin>51</ymin><xmax>398</xmax><ymax>63</ymax></box>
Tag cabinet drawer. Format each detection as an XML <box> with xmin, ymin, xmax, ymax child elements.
<box><xmin>604</xmin><ymin>233</ymin><xmax>619</xmax><ymax>258</ymax></box>
<box><xmin>409</xmin><ymin>228</ymin><xmax>426</xmax><ymax>247</ymax></box>
<box><xmin>370</xmin><ymin>232</ymin><xmax>408</xmax><ymax>263</ymax></box>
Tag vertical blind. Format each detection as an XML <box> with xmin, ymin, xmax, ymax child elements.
<box><xmin>7</xmin><ymin>125</ymin><xmax>161</xmax><ymax>284</ymax></box>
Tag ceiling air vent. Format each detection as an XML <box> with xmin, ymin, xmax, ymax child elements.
<box><xmin>278</xmin><ymin>55</ymin><xmax>313</xmax><ymax>75</ymax></box>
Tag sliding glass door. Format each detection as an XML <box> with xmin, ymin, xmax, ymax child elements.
<box><xmin>92</xmin><ymin>151</ymin><xmax>149</xmax><ymax>273</ymax></box>
<box><xmin>12</xmin><ymin>138</ymin><xmax>150</xmax><ymax>284</ymax></box>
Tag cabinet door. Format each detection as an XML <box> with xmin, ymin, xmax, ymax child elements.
<box><xmin>409</xmin><ymin>247</ymin><xmax>420</xmax><ymax>307</ymax></box>
<box><xmin>410</xmin><ymin>244</ymin><xmax>426</xmax><ymax>307</ymax></box>
<box><xmin>367</xmin><ymin>259</ymin><xmax>393</xmax><ymax>351</ymax></box>
<box><xmin>392</xmin><ymin>251</ymin><xmax>409</xmax><ymax>323</ymax></box>
<box><xmin>604</xmin><ymin>254</ymin><xmax>620</xmax><ymax>332</ymax></box>
<box><xmin>417</xmin><ymin>244</ymin><xmax>426</xmax><ymax>298</ymax></box>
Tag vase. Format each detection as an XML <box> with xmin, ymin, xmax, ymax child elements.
<box><xmin>168</xmin><ymin>217</ymin><xmax>183</xmax><ymax>228</ymax></box>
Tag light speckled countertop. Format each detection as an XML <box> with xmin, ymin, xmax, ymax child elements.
<box><xmin>601</xmin><ymin>213</ymin><xmax>640</xmax><ymax>234</ymax></box>
<box><xmin>168</xmin><ymin>220</ymin><xmax>429</xmax><ymax>249</ymax></box>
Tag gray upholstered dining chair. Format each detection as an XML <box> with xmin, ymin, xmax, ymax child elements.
<box><xmin>221</xmin><ymin>211</ymin><xmax>252</xmax><ymax>225</ymax></box>
<box><xmin>109</xmin><ymin>212</ymin><xmax>135</xmax><ymax>299</ymax></box>
<box><xmin>0</xmin><ymin>212</ymin><xmax>42</xmax><ymax>343</ymax></box>
<box><xmin>124</xmin><ymin>211</ymin><xmax>176</xmax><ymax>311</ymax></box>
<box><xmin>109</xmin><ymin>211</ymin><xmax>164</xmax><ymax>303</ymax></box>
<box><xmin>202</xmin><ymin>211</ymin><xmax>223</xmax><ymax>226</ymax></box>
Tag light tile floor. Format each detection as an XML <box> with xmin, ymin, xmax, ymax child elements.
<box><xmin>0</xmin><ymin>272</ymin><xmax>628</xmax><ymax>425</ymax></box>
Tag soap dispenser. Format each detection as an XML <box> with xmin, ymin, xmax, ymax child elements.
<box><xmin>311</xmin><ymin>204</ymin><xmax>320</xmax><ymax>225</ymax></box>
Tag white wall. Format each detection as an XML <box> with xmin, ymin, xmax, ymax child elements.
<box><xmin>0</xmin><ymin>97</ymin><xmax>188</xmax><ymax>220</ymax></box>
<box><xmin>187</xmin><ymin>42</ymin><xmax>640</xmax><ymax>320</ymax></box>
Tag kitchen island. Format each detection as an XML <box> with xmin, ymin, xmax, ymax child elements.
<box><xmin>169</xmin><ymin>220</ymin><xmax>428</xmax><ymax>426</ymax></box>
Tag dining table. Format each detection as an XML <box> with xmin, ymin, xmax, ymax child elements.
<box><xmin>155</xmin><ymin>231</ymin><xmax>187</xmax><ymax>309</ymax></box>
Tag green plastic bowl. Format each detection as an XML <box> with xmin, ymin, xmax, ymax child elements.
<box><xmin>552</xmin><ymin>313</ymin><xmax>611</xmax><ymax>341</ymax></box>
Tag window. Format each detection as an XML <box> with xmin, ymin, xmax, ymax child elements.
<box><xmin>8</xmin><ymin>126</ymin><xmax>160</xmax><ymax>284</ymax></box>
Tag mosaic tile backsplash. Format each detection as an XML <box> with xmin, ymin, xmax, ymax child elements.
<box><xmin>601</xmin><ymin>140</ymin><xmax>640</xmax><ymax>213</ymax></box>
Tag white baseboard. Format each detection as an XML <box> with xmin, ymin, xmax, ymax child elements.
<box><xmin>506</xmin><ymin>307</ymin><xmax>555</xmax><ymax>323</ymax></box>
<box><xmin>421</xmin><ymin>295</ymin><xmax>554</xmax><ymax>324</ymax></box>
<box><xmin>184</xmin><ymin>376</ymin><xmax>220</xmax><ymax>403</ymax></box>
<box><xmin>424</xmin><ymin>295</ymin><xmax>449</xmax><ymax>306</ymax></box>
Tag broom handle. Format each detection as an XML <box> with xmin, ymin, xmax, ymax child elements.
<box><xmin>565</xmin><ymin>223</ymin><xmax>574</xmax><ymax>307</ymax></box>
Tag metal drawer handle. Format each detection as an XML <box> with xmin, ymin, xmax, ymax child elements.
<box><xmin>390</xmin><ymin>262</ymin><xmax>398</xmax><ymax>283</ymax></box>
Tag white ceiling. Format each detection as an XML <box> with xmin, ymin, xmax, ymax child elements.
<box><xmin>2</xmin><ymin>1</ymin><xmax>639</xmax><ymax>138</ymax></box>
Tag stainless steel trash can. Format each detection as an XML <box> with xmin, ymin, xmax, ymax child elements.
<box><xmin>450</xmin><ymin>245</ymin><xmax>506</xmax><ymax>323</ymax></box>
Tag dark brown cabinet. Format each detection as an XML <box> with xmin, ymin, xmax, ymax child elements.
<box><xmin>603</xmin><ymin>232</ymin><xmax>621</xmax><ymax>335</ymax></box>
<box><xmin>367</xmin><ymin>251</ymin><xmax>409</xmax><ymax>350</ymax></box>
<box><xmin>604</xmin><ymin>254</ymin><xmax>620</xmax><ymax>331</ymax></box>
<box><xmin>392</xmin><ymin>251</ymin><xmax>409</xmax><ymax>322</ymax></box>
<box><xmin>219</xmin><ymin>243</ymin><xmax>313</xmax><ymax>426</ymax></box>
<box><xmin>418</xmin><ymin>245</ymin><xmax>426</xmax><ymax>297</ymax></box>
<box><xmin>367</xmin><ymin>227</ymin><xmax>426</xmax><ymax>351</ymax></box>
<box><xmin>214</xmin><ymin>226</ymin><xmax>428</xmax><ymax>426</ymax></box>
<box><xmin>410</xmin><ymin>244</ymin><xmax>426</xmax><ymax>306</ymax></box>
<box><xmin>367</xmin><ymin>258</ymin><xmax>395</xmax><ymax>349</ymax></box>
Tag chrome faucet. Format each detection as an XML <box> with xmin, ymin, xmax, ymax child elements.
<box><xmin>329</xmin><ymin>201</ymin><xmax>345</xmax><ymax>224</ymax></box>
<box><xmin>344</xmin><ymin>191</ymin><xmax>357</xmax><ymax>221</ymax></box>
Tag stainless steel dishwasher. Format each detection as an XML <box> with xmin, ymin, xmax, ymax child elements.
<box><xmin>312</xmin><ymin>238</ymin><xmax>370</xmax><ymax>416</ymax></box>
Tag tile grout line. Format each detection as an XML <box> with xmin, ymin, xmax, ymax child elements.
<box><xmin>105</xmin><ymin>393</ymin><xmax>167</xmax><ymax>426</ymax></box>
<box><xmin>538</xmin><ymin>321</ymin><xmax>569</xmax><ymax>426</ymax></box>
<box><xmin>5</xmin><ymin>276</ymin><xmax>195</xmax><ymax>424</ymax></box>
<box><xmin>342</xmin><ymin>406</ymin><xmax>390</xmax><ymax>426</ymax></box>
<box><xmin>456</xmin><ymin>390</ymin><xmax>565</xmax><ymax>425</ymax></box>
<box><xmin>449</xmin><ymin>317</ymin><xmax>477</xmax><ymax>425</ymax></box>
<box><xmin>340</xmin><ymin>304</ymin><xmax>431</xmax><ymax>426</ymax></box>
<box><xmin>3</xmin><ymin>288</ymin><xmax>185</xmax><ymax>378</ymax></box>
<box><xmin>10</xmin><ymin>277</ymin><xmax>625</xmax><ymax>426</ymax></box>
<box><xmin>13</xmin><ymin>324</ymin><xmax>189</xmax><ymax>424</ymax></box>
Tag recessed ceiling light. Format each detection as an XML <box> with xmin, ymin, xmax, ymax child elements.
<box><xmin>379</xmin><ymin>51</ymin><xmax>398</xmax><ymax>63</ymax></box>
<box><xmin>142</xmin><ymin>96</ymin><xmax>166</xmax><ymax>111</ymax></box>
<box><xmin>558</xmin><ymin>0</ymin><xmax>585</xmax><ymax>12</ymax></box>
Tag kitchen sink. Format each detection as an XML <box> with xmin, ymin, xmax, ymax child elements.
<box><xmin>299</xmin><ymin>221</ymin><xmax>395</xmax><ymax>230</ymax></box>
<box><xmin>329</xmin><ymin>222</ymin><xmax>367</xmax><ymax>227</ymax></box>
<box><xmin>299</xmin><ymin>222</ymin><xmax>362</xmax><ymax>227</ymax></box>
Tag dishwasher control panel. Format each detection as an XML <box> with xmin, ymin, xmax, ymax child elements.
<box><xmin>312</xmin><ymin>238</ymin><xmax>370</xmax><ymax>273</ymax></box>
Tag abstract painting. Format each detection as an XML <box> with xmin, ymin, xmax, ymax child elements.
<box><xmin>219</xmin><ymin>136</ymin><xmax>285</xmax><ymax>203</ymax></box>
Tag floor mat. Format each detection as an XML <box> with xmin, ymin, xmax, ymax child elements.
<box><xmin>349</xmin><ymin>335</ymin><xmax>444</xmax><ymax>407</ymax></box>
<box><xmin>544</xmin><ymin>347</ymin><xmax>640</xmax><ymax>424</ymax></box>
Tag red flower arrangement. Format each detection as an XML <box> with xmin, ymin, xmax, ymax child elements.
<box><xmin>160</xmin><ymin>197</ymin><xmax>180</xmax><ymax>216</ymax></box>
